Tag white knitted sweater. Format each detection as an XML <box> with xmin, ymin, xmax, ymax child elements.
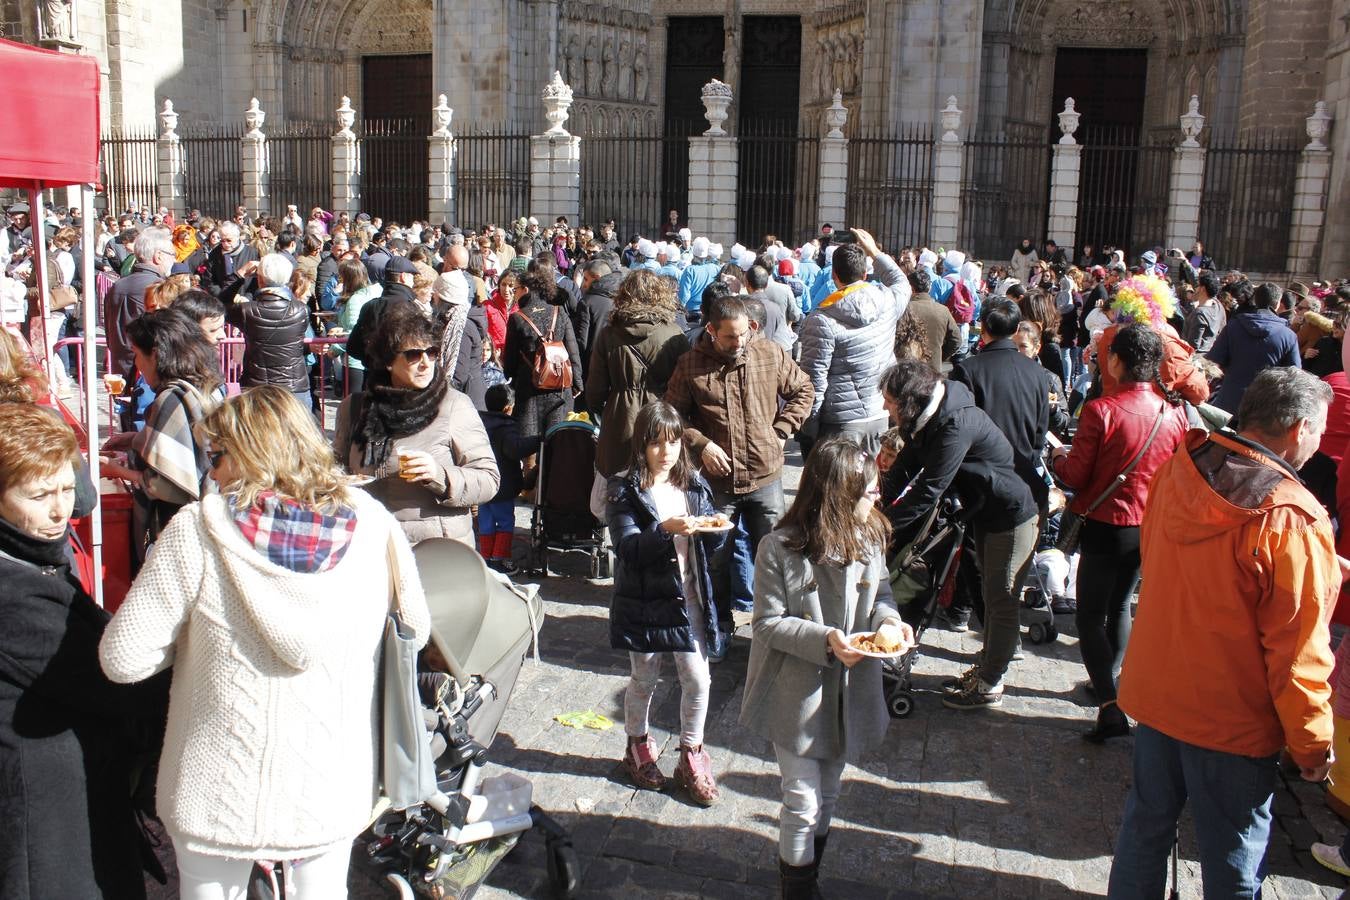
<box><xmin>99</xmin><ymin>490</ymin><xmax>430</xmax><ymax>859</ymax></box>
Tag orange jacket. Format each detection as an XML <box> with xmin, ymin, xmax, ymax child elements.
<box><xmin>1095</xmin><ymin>322</ymin><xmax>1210</xmax><ymax>406</ymax></box>
<box><xmin>1118</xmin><ymin>429</ymin><xmax>1336</xmax><ymax>768</ymax></box>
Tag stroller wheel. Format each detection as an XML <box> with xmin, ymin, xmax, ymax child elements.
<box><xmin>888</xmin><ymin>691</ymin><xmax>915</xmax><ymax>719</ymax></box>
<box><xmin>1028</xmin><ymin>622</ymin><xmax>1048</xmax><ymax>644</ymax></box>
<box><xmin>1044</xmin><ymin>622</ymin><xmax>1059</xmax><ymax>643</ymax></box>
<box><xmin>546</xmin><ymin>839</ymin><xmax>580</xmax><ymax>899</ymax></box>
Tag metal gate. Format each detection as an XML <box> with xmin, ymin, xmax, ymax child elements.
<box><xmin>361</xmin><ymin>118</ymin><xmax>429</xmax><ymax>224</ymax></box>
<box><xmin>268</xmin><ymin>121</ymin><xmax>332</xmax><ymax>217</ymax></box>
<box><xmin>1198</xmin><ymin>133</ymin><xmax>1302</xmax><ymax>273</ymax></box>
<box><xmin>1075</xmin><ymin>125</ymin><xmax>1172</xmax><ymax>258</ymax></box>
<box><xmin>182</xmin><ymin>123</ymin><xmax>244</xmax><ymax>217</ymax></box>
<box><xmin>454</xmin><ymin>128</ymin><xmax>530</xmax><ymax>230</ymax></box>
<box><xmin>847</xmin><ymin>124</ymin><xmax>934</xmax><ymax>253</ymax></box>
<box><xmin>99</xmin><ymin>126</ymin><xmax>158</xmax><ymax>215</ymax></box>
<box><xmin>738</xmin><ymin>120</ymin><xmax>820</xmax><ymax>246</ymax></box>
<box><xmin>959</xmin><ymin>129</ymin><xmax>1052</xmax><ymax>263</ymax></box>
<box><xmin>578</xmin><ymin>123</ymin><xmax>680</xmax><ymax>241</ymax></box>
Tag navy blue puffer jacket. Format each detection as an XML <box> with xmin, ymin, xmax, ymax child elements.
<box><xmin>606</xmin><ymin>471</ymin><xmax>727</xmax><ymax>655</ymax></box>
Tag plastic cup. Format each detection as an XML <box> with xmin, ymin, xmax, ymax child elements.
<box><xmin>103</xmin><ymin>373</ymin><xmax>126</xmax><ymax>395</ymax></box>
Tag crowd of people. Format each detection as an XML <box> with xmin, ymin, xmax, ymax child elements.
<box><xmin>2</xmin><ymin>192</ymin><xmax>1350</xmax><ymax>899</ymax></box>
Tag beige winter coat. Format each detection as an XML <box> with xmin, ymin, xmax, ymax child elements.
<box><xmin>334</xmin><ymin>386</ymin><xmax>500</xmax><ymax>546</ymax></box>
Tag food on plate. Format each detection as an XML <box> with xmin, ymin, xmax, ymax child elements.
<box><xmin>850</xmin><ymin>630</ymin><xmax>903</xmax><ymax>654</ymax></box>
<box><xmin>691</xmin><ymin>514</ymin><xmax>732</xmax><ymax>529</ymax></box>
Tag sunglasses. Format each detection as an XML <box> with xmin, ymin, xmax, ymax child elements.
<box><xmin>208</xmin><ymin>448</ymin><xmax>228</xmax><ymax>469</ymax></box>
<box><xmin>400</xmin><ymin>346</ymin><xmax>437</xmax><ymax>363</ymax></box>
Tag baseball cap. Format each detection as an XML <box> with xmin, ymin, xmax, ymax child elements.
<box><xmin>386</xmin><ymin>256</ymin><xmax>418</xmax><ymax>276</ymax></box>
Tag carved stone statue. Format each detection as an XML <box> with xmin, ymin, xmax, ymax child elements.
<box><xmin>601</xmin><ymin>38</ymin><xmax>616</xmax><ymax>98</ymax></box>
<box><xmin>816</xmin><ymin>39</ymin><xmax>831</xmax><ymax>98</ymax></box>
<box><xmin>633</xmin><ymin>50</ymin><xmax>649</xmax><ymax>103</ymax></box>
<box><xmin>40</xmin><ymin>0</ymin><xmax>74</xmax><ymax>41</ymax></box>
<box><xmin>844</xmin><ymin>33</ymin><xmax>861</xmax><ymax>93</ymax></box>
<box><xmin>618</xmin><ymin>39</ymin><xmax>633</xmax><ymax>100</ymax></box>
<box><xmin>564</xmin><ymin>32</ymin><xmax>582</xmax><ymax>91</ymax></box>
<box><xmin>583</xmin><ymin>31</ymin><xmax>600</xmax><ymax>96</ymax></box>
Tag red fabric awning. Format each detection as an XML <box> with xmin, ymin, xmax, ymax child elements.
<box><xmin>0</xmin><ymin>38</ymin><xmax>100</xmax><ymax>188</ymax></box>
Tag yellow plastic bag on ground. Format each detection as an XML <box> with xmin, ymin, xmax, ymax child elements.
<box><xmin>553</xmin><ymin>710</ymin><xmax>614</xmax><ymax>730</ymax></box>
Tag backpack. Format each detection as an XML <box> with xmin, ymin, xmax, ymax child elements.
<box><xmin>515</xmin><ymin>307</ymin><xmax>573</xmax><ymax>391</ymax></box>
<box><xmin>946</xmin><ymin>278</ymin><xmax>975</xmax><ymax>324</ymax></box>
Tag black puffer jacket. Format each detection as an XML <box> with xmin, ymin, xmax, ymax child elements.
<box><xmin>606</xmin><ymin>471</ymin><xmax>727</xmax><ymax>655</ymax></box>
<box><xmin>225</xmin><ymin>284</ymin><xmax>311</xmax><ymax>391</ymax></box>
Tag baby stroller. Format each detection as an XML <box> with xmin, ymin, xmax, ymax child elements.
<box><xmin>360</xmin><ymin>538</ymin><xmax>579</xmax><ymax>899</ymax></box>
<box><xmin>882</xmin><ymin>494</ymin><xmax>968</xmax><ymax>718</ymax></box>
<box><xmin>528</xmin><ymin>419</ymin><xmax>611</xmax><ymax>578</ymax></box>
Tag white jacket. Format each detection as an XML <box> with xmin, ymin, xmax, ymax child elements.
<box><xmin>100</xmin><ymin>489</ymin><xmax>430</xmax><ymax>858</ymax></box>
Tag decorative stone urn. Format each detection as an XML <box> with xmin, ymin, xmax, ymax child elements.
<box><xmin>432</xmin><ymin>94</ymin><xmax>453</xmax><ymax>138</ymax></box>
<box><xmin>939</xmin><ymin>96</ymin><xmax>962</xmax><ymax>144</ymax></box>
<box><xmin>542</xmin><ymin>72</ymin><xmax>573</xmax><ymax>138</ymax></box>
<box><xmin>244</xmin><ymin>98</ymin><xmax>266</xmax><ymax>140</ymax></box>
<box><xmin>1306</xmin><ymin>100</ymin><xmax>1331</xmax><ymax>151</ymax></box>
<box><xmin>159</xmin><ymin>99</ymin><xmax>179</xmax><ymax>139</ymax></box>
<box><xmin>1179</xmin><ymin>96</ymin><xmax>1205</xmax><ymax>148</ymax></box>
<box><xmin>1057</xmin><ymin>98</ymin><xmax>1080</xmax><ymax>145</ymax></box>
<box><xmin>335</xmin><ymin>96</ymin><xmax>355</xmax><ymax>138</ymax></box>
<box><xmin>825</xmin><ymin>90</ymin><xmax>847</xmax><ymax>139</ymax></box>
<box><xmin>701</xmin><ymin>79</ymin><xmax>733</xmax><ymax>136</ymax></box>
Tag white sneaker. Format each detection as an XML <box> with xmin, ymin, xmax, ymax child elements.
<box><xmin>1311</xmin><ymin>842</ymin><xmax>1350</xmax><ymax>876</ymax></box>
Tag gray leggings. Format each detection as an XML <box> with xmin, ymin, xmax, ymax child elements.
<box><xmin>624</xmin><ymin>594</ymin><xmax>710</xmax><ymax>747</ymax></box>
<box><xmin>773</xmin><ymin>745</ymin><xmax>845</xmax><ymax>866</ymax></box>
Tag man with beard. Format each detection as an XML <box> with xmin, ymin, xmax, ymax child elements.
<box><xmin>666</xmin><ymin>294</ymin><xmax>813</xmax><ymax>654</ymax></box>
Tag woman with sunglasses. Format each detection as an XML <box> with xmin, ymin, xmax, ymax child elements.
<box><xmin>334</xmin><ymin>302</ymin><xmax>499</xmax><ymax>546</ymax></box>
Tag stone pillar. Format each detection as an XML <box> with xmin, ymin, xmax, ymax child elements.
<box><xmin>687</xmin><ymin>79</ymin><xmax>737</xmax><ymax>247</ymax></box>
<box><xmin>156</xmin><ymin>100</ymin><xmax>186</xmax><ymax>217</ymax></box>
<box><xmin>240</xmin><ymin>98</ymin><xmax>270</xmax><ymax>216</ymax></box>
<box><xmin>428</xmin><ymin>94</ymin><xmax>456</xmax><ymax>226</ymax></box>
<box><xmin>929</xmin><ymin>96</ymin><xmax>964</xmax><ymax>249</ymax></box>
<box><xmin>331</xmin><ymin>96</ymin><xmax>361</xmax><ymax>217</ymax></box>
<box><xmin>1046</xmin><ymin>98</ymin><xmax>1083</xmax><ymax>258</ymax></box>
<box><xmin>818</xmin><ymin>90</ymin><xmax>849</xmax><ymax>230</ymax></box>
<box><xmin>1166</xmin><ymin>96</ymin><xmax>1208</xmax><ymax>252</ymax></box>
<box><xmin>529</xmin><ymin>72</ymin><xmax>581</xmax><ymax>226</ymax></box>
<box><xmin>1287</xmin><ymin>101</ymin><xmax>1334</xmax><ymax>277</ymax></box>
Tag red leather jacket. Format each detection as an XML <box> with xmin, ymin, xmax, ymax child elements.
<box><xmin>1054</xmin><ymin>382</ymin><xmax>1188</xmax><ymax>525</ymax></box>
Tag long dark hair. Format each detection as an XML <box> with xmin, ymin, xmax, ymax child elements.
<box><xmin>1108</xmin><ymin>322</ymin><xmax>1179</xmax><ymax>405</ymax></box>
<box><xmin>777</xmin><ymin>438</ymin><xmax>890</xmax><ymax>565</ymax></box>
<box><xmin>628</xmin><ymin>401</ymin><xmax>692</xmax><ymax>491</ymax></box>
<box><xmin>126</xmin><ymin>307</ymin><xmax>222</xmax><ymax>393</ymax></box>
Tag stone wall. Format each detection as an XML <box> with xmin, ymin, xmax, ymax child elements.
<box><xmin>1321</xmin><ymin>0</ymin><xmax>1350</xmax><ymax>274</ymax></box>
<box><xmin>1239</xmin><ymin>0</ymin><xmax>1333</xmax><ymax>135</ymax></box>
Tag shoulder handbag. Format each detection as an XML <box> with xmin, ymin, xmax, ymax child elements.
<box><xmin>515</xmin><ymin>307</ymin><xmax>573</xmax><ymax>391</ymax></box>
<box><xmin>380</xmin><ymin>531</ymin><xmax>438</xmax><ymax>810</ymax></box>
<box><xmin>1056</xmin><ymin>404</ymin><xmax>1168</xmax><ymax>556</ymax></box>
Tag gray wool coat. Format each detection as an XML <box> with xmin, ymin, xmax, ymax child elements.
<box><xmin>739</xmin><ymin>530</ymin><xmax>899</xmax><ymax>760</ymax></box>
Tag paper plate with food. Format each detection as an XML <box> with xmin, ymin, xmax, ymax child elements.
<box><xmin>690</xmin><ymin>514</ymin><xmax>734</xmax><ymax>533</ymax></box>
<box><xmin>347</xmin><ymin>474</ymin><xmax>376</xmax><ymax>487</ymax></box>
<box><xmin>846</xmin><ymin>629</ymin><xmax>911</xmax><ymax>659</ymax></box>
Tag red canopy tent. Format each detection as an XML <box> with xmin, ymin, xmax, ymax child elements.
<box><xmin>0</xmin><ymin>38</ymin><xmax>108</xmax><ymax>603</ymax></box>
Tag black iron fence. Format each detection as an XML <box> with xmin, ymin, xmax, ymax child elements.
<box><xmin>578</xmin><ymin>121</ymin><xmax>694</xmax><ymax>240</ymax></box>
<box><xmin>99</xmin><ymin>126</ymin><xmax>158</xmax><ymax>215</ymax></box>
<box><xmin>454</xmin><ymin>127</ymin><xmax>530</xmax><ymax>230</ymax></box>
<box><xmin>1076</xmin><ymin>125</ymin><xmax>1172</xmax><ymax>260</ymax></box>
<box><xmin>360</xmin><ymin>118</ymin><xmax>429</xmax><ymax>225</ymax></box>
<box><xmin>959</xmin><ymin>130</ymin><xmax>1051</xmax><ymax>263</ymax></box>
<box><xmin>269</xmin><ymin>121</ymin><xmax>331</xmax><ymax>217</ymax></box>
<box><xmin>846</xmin><ymin>124</ymin><xmax>934</xmax><ymax>253</ymax></box>
<box><xmin>1199</xmin><ymin>132</ymin><xmax>1302</xmax><ymax>274</ymax></box>
<box><xmin>181</xmin><ymin>122</ymin><xmax>244</xmax><ymax>218</ymax></box>
<box><xmin>737</xmin><ymin>120</ymin><xmax>821</xmax><ymax>247</ymax></box>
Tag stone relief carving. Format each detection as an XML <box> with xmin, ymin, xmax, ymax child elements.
<box><xmin>564</xmin><ymin>31</ymin><xmax>583</xmax><ymax>90</ymax></box>
<box><xmin>813</xmin><ymin>18</ymin><xmax>864</xmax><ymax>101</ymax></box>
<box><xmin>583</xmin><ymin>30</ymin><xmax>600</xmax><ymax>96</ymax></box>
<box><xmin>1052</xmin><ymin>0</ymin><xmax>1154</xmax><ymax>46</ymax></box>
<box><xmin>559</xmin><ymin>3</ymin><xmax>654</xmax><ymax>107</ymax></box>
<box><xmin>617</xmin><ymin>40</ymin><xmax>633</xmax><ymax>100</ymax></box>
<box><xmin>601</xmin><ymin>35</ymin><xmax>616</xmax><ymax>97</ymax></box>
<box><xmin>39</xmin><ymin>0</ymin><xmax>74</xmax><ymax>41</ymax></box>
<box><xmin>634</xmin><ymin>50</ymin><xmax>648</xmax><ymax>103</ymax></box>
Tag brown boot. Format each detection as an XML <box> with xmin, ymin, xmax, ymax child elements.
<box><xmin>622</xmin><ymin>735</ymin><xmax>665</xmax><ymax>791</ymax></box>
<box><xmin>674</xmin><ymin>744</ymin><xmax>721</xmax><ymax>806</ymax></box>
<box><xmin>779</xmin><ymin>857</ymin><xmax>818</xmax><ymax>900</ymax></box>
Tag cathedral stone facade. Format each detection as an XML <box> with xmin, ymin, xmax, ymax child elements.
<box><xmin>7</xmin><ymin>0</ymin><xmax>1348</xmax><ymax>271</ymax></box>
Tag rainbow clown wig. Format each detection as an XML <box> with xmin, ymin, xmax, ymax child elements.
<box><xmin>1110</xmin><ymin>273</ymin><xmax>1176</xmax><ymax>329</ymax></box>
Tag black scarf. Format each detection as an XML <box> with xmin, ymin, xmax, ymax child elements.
<box><xmin>0</xmin><ymin>513</ymin><xmax>69</xmax><ymax>569</ymax></box>
<box><xmin>353</xmin><ymin>372</ymin><xmax>449</xmax><ymax>470</ymax></box>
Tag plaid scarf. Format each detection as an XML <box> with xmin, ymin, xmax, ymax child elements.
<box><xmin>131</xmin><ymin>379</ymin><xmax>221</xmax><ymax>500</ymax></box>
<box><xmin>230</xmin><ymin>491</ymin><xmax>358</xmax><ymax>574</ymax></box>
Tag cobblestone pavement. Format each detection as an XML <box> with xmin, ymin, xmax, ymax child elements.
<box><xmin>139</xmin><ymin>448</ymin><xmax>1349</xmax><ymax>899</ymax></box>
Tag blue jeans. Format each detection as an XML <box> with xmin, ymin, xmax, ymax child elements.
<box><xmin>477</xmin><ymin>499</ymin><xmax>515</xmax><ymax>535</ymax></box>
<box><xmin>711</xmin><ymin>479</ymin><xmax>786</xmax><ymax>628</ymax></box>
<box><xmin>730</xmin><ymin>524</ymin><xmax>754</xmax><ymax>612</ymax></box>
<box><xmin>1108</xmin><ymin>724</ymin><xmax>1279</xmax><ymax>899</ymax></box>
